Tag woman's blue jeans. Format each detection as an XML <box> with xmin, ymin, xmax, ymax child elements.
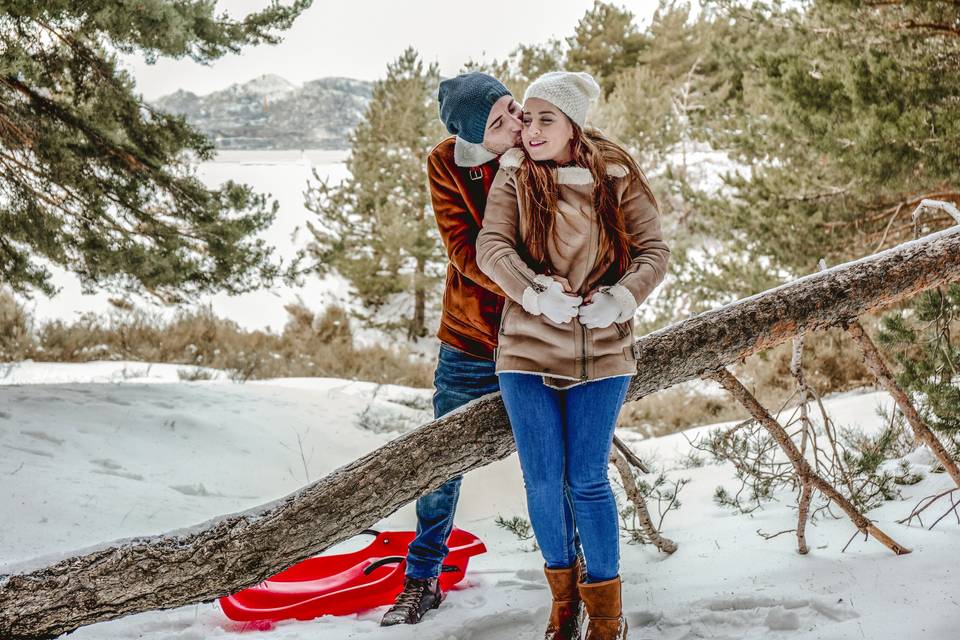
<box><xmin>498</xmin><ymin>372</ymin><xmax>631</xmax><ymax>583</ymax></box>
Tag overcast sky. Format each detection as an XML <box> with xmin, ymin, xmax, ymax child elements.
<box><xmin>123</xmin><ymin>0</ymin><xmax>662</xmax><ymax>100</ymax></box>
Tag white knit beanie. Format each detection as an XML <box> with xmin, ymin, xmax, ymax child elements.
<box><xmin>523</xmin><ymin>71</ymin><xmax>601</xmax><ymax>127</ymax></box>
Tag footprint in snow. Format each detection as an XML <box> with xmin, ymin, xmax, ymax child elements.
<box><xmin>4</xmin><ymin>444</ymin><xmax>55</xmax><ymax>458</ymax></box>
<box><xmin>435</xmin><ymin>610</ymin><xmax>541</xmax><ymax>640</ymax></box>
<box><xmin>90</xmin><ymin>458</ymin><xmax>145</xmax><ymax>481</ymax></box>
<box><xmin>21</xmin><ymin>430</ymin><xmax>65</xmax><ymax>446</ymax></box>
<box><xmin>170</xmin><ymin>483</ymin><xmax>225</xmax><ymax>497</ymax></box>
<box><xmin>92</xmin><ymin>469</ymin><xmax>145</xmax><ymax>481</ymax></box>
<box><xmin>633</xmin><ymin>595</ymin><xmax>859</xmax><ymax>638</ymax></box>
<box><xmin>495</xmin><ymin>567</ymin><xmax>547</xmax><ymax>591</ymax></box>
<box><xmin>91</xmin><ymin>458</ymin><xmax>123</xmax><ymax>470</ymax></box>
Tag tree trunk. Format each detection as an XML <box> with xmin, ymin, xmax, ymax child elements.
<box><xmin>3</xmin><ymin>226</ymin><xmax>960</xmax><ymax>639</ymax></box>
<box><xmin>411</xmin><ymin>255</ymin><xmax>426</xmax><ymax>340</ymax></box>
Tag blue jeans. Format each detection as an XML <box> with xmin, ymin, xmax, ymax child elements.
<box><xmin>498</xmin><ymin>372</ymin><xmax>631</xmax><ymax>583</ymax></box>
<box><xmin>405</xmin><ymin>343</ymin><xmax>501</xmax><ymax>580</ymax></box>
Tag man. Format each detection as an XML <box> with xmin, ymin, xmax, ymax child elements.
<box><xmin>379</xmin><ymin>72</ymin><xmax>523</xmax><ymax>626</ymax></box>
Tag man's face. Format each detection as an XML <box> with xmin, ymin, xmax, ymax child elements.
<box><xmin>482</xmin><ymin>95</ymin><xmax>522</xmax><ymax>154</ymax></box>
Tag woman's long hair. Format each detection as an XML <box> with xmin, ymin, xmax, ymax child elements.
<box><xmin>514</xmin><ymin>124</ymin><xmax>658</xmax><ymax>278</ymax></box>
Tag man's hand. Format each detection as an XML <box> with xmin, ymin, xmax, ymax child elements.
<box><xmin>522</xmin><ymin>275</ymin><xmax>582</xmax><ymax>324</ymax></box>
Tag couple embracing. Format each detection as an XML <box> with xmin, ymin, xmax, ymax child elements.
<box><xmin>380</xmin><ymin>70</ymin><xmax>670</xmax><ymax>640</ymax></box>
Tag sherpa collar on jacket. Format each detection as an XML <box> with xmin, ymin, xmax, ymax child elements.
<box><xmin>498</xmin><ymin>147</ymin><xmax>628</xmax><ymax>184</ymax></box>
<box><xmin>453</xmin><ymin>136</ymin><xmax>498</xmax><ymax>167</ymax></box>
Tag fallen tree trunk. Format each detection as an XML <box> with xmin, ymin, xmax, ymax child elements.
<box><xmin>3</xmin><ymin>225</ymin><xmax>960</xmax><ymax>639</ymax></box>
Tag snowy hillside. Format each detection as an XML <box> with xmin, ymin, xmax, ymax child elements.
<box><xmin>153</xmin><ymin>74</ymin><xmax>372</xmax><ymax>150</ymax></box>
<box><xmin>2</xmin><ymin>363</ymin><xmax>958</xmax><ymax>639</ymax></box>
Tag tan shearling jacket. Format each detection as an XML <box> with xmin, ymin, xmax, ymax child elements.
<box><xmin>476</xmin><ymin>147</ymin><xmax>670</xmax><ymax>389</ymax></box>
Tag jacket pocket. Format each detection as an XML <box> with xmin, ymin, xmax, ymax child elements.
<box><xmin>500</xmin><ymin>300</ymin><xmax>517</xmax><ymax>336</ymax></box>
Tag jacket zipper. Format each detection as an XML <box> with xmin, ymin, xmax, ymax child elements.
<box><xmin>579</xmin><ymin>319</ymin><xmax>588</xmax><ymax>380</ymax></box>
<box><xmin>615</xmin><ymin>322</ymin><xmax>628</xmax><ymax>339</ymax></box>
<box><xmin>579</xmin><ymin>198</ymin><xmax>598</xmax><ymax>380</ymax></box>
<box><xmin>504</xmin><ymin>256</ymin><xmax>546</xmax><ymax>293</ymax></box>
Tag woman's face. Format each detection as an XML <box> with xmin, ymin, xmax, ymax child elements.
<box><xmin>521</xmin><ymin>98</ymin><xmax>574</xmax><ymax>164</ymax></box>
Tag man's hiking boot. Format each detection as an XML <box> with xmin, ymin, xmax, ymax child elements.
<box><xmin>379</xmin><ymin>576</ymin><xmax>444</xmax><ymax>626</ymax></box>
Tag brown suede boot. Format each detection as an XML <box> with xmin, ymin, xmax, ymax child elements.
<box><xmin>578</xmin><ymin>575</ymin><xmax>627</xmax><ymax>640</ymax></box>
<box><xmin>543</xmin><ymin>560</ymin><xmax>585</xmax><ymax>640</ymax></box>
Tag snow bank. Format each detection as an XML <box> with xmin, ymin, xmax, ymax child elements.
<box><xmin>1</xmin><ymin>362</ymin><xmax>957</xmax><ymax>639</ymax></box>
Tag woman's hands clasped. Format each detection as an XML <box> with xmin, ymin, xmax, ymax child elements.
<box><xmin>520</xmin><ymin>275</ymin><xmax>635</xmax><ymax>328</ymax></box>
<box><xmin>521</xmin><ymin>274</ymin><xmax>582</xmax><ymax>324</ymax></box>
<box><xmin>577</xmin><ymin>289</ymin><xmax>622</xmax><ymax>329</ymax></box>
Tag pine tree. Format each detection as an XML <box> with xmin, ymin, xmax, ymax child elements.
<box><xmin>565</xmin><ymin>1</ymin><xmax>648</xmax><ymax>97</ymax></box>
<box><xmin>591</xmin><ymin>1</ymin><xmax>741</xmax><ymax>324</ymax></box>
<box><xmin>461</xmin><ymin>40</ymin><xmax>564</xmax><ymax>100</ymax></box>
<box><xmin>691</xmin><ymin>0</ymin><xmax>960</xmax><ymax>442</ymax></box>
<box><xmin>698</xmin><ymin>0</ymin><xmax>960</xmax><ymax>278</ymax></box>
<box><xmin>0</xmin><ymin>0</ymin><xmax>312</xmax><ymax>303</ymax></box>
<box><xmin>305</xmin><ymin>48</ymin><xmax>446</xmax><ymax>340</ymax></box>
<box><xmin>877</xmin><ymin>284</ymin><xmax>960</xmax><ymax>439</ymax></box>
<box><xmin>595</xmin><ymin>2</ymin><xmax>730</xmax><ymax>178</ymax></box>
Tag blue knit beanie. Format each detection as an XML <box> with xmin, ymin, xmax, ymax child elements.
<box><xmin>437</xmin><ymin>72</ymin><xmax>511</xmax><ymax>144</ymax></box>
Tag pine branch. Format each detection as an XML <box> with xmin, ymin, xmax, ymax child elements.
<box><xmin>896</xmin><ymin>20</ymin><xmax>960</xmax><ymax>37</ymax></box>
<box><xmin>847</xmin><ymin>321</ymin><xmax>960</xmax><ymax>487</ymax></box>
<box><xmin>610</xmin><ymin>448</ymin><xmax>678</xmax><ymax>553</ymax></box>
<box><xmin>705</xmin><ymin>367</ymin><xmax>911</xmax><ymax>555</ymax></box>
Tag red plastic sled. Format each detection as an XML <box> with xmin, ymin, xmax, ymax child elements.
<box><xmin>219</xmin><ymin>528</ymin><xmax>486</xmax><ymax>622</ymax></box>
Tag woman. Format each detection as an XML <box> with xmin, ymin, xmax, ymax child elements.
<box><xmin>476</xmin><ymin>71</ymin><xmax>669</xmax><ymax>640</ymax></box>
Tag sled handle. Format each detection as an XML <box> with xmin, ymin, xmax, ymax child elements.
<box><xmin>363</xmin><ymin>556</ymin><xmax>405</xmax><ymax>574</ymax></box>
<box><xmin>363</xmin><ymin>556</ymin><xmax>461</xmax><ymax>576</ymax></box>
<box><xmin>360</xmin><ymin>529</ymin><xmax>380</xmax><ymax>536</ymax></box>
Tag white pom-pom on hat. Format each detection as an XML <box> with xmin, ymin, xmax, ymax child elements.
<box><xmin>523</xmin><ymin>71</ymin><xmax>601</xmax><ymax>127</ymax></box>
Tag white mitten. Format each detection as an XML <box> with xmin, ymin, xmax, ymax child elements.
<box><xmin>522</xmin><ymin>274</ymin><xmax>582</xmax><ymax>324</ymax></box>
<box><xmin>578</xmin><ymin>285</ymin><xmax>637</xmax><ymax>328</ymax></box>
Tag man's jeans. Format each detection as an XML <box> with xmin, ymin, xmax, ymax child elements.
<box><xmin>404</xmin><ymin>343</ymin><xmax>501</xmax><ymax>580</ymax></box>
<box><xmin>498</xmin><ymin>372</ymin><xmax>631</xmax><ymax>583</ymax></box>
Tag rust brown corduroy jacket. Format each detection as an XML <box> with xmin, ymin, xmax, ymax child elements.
<box><xmin>476</xmin><ymin>147</ymin><xmax>670</xmax><ymax>389</ymax></box>
<box><xmin>428</xmin><ymin>136</ymin><xmax>506</xmax><ymax>360</ymax></box>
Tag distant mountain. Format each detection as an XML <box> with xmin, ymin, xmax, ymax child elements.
<box><xmin>152</xmin><ymin>74</ymin><xmax>373</xmax><ymax>150</ymax></box>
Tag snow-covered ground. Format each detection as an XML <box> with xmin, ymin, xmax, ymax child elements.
<box><xmin>2</xmin><ymin>362</ymin><xmax>958</xmax><ymax>639</ymax></box>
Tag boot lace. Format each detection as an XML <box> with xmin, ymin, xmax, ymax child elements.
<box><xmin>392</xmin><ymin>579</ymin><xmax>428</xmax><ymax>612</ymax></box>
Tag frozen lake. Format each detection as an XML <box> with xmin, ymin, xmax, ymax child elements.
<box><xmin>23</xmin><ymin>149</ymin><xmax>352</xmax><ymax>333</ymax></box>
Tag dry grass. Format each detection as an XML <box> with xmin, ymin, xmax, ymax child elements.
<box><xmin>0</xmin><ymin>290</ymin><xmax>33</xmax><ymax>361</ymax></box>
<box><xmin>2</xmin><ymin>288</ymin><xmax>883</xmax><ymax>433</ymax></box>
<box><xmin>0</xmin><ymin>292</ymin><xmax>433</xmax><ymax>388</ymax></box>
<box><xmin>618</xmin><ymin>326</ymin><xmax>875</xmax><ymax>437</ymax></box>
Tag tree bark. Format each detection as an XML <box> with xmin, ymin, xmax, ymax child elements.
<box><xmin>3</xmin><ymin>226</ymin><xmax>960</xmax><ymax>638</ymax></box>
<box><xmin>790</xmin><ymin>336</ymin><xmax>814</xmax><ymax>555</ymax></box>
